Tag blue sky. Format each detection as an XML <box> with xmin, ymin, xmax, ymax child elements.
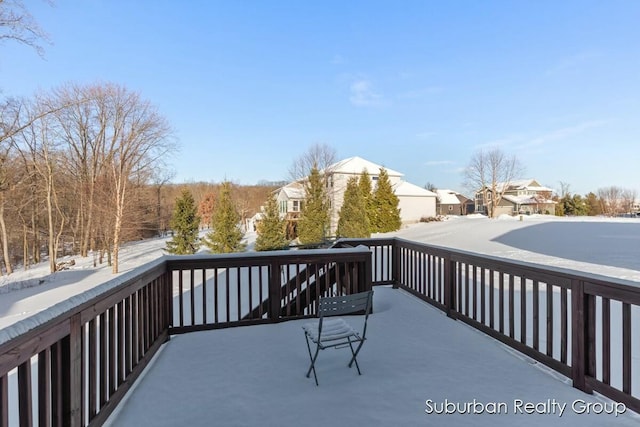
<box><xmin>2</xmin><ymin>1</ymin><xmax>639</xmax><ymax>195</ymax></box>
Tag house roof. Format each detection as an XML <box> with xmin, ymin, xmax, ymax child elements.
<box><xmin>502</xmin><ymin>194</ymin><xmax>556</xmax><ymax>205</ymax></box>
<box><xmin>435</xmin><ymin>189</ymin><xmax>462</xmax><ymax>205</ymax></box>
<box><xmin>393</xmin><ymin>181</ymin><xmax>437</xmax><ymax>197</ymax></box>
<box><xmin>326</xmin><ymin>156</ymin><xmax>403</xmax><ymax>177</ymax></box>
<box><xmin>279</xmin><ymin>182</ymin><xmax>305</xmax><ymax>199</ymax></box>
<box><xmin>494</xmin><ymin>179</ymin><xmax>554</xmax><ymax>193</ymax></box>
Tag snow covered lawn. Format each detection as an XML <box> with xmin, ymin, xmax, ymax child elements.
<box><xmin>107</xmin><ymin>286</ymin><xmax>639</xmax><ymax>427</ymax></box>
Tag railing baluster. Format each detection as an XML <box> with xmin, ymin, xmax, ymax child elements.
<box><xmin>18</xmin><ymin>360</ymin><xmax>33</xmax><ymax>427</ymax></box>
<box><xmin>499</xmin><ymin>273</ymin><xmax>504</xmax><ymax>334</ymax></box>
<box><xmin>602</xmin><ymin>297</ymin><xmax>610</xmax><ymax>385</ymax></box>
<box><xmin>38</xmin><ymin>348</ymin><xmax>51</xmax><ymax>427</ymax></box>
<box><xmin>533</xmin><ymin>280</ymin><xmax>539</xmax><ymax>351</ymax></box>
<box><xmin>520</xmin><ymin>275</ymin><xmax>527</xmax><ymax>345</ymax></box>
<box><xmin>1</xmin><ymin>373</ymin><xmax>8</xmax><ymax>427</ymax></box>
<box><xmin>546</xmin><ymin>283</ymin><xmax>553</xmax><ymax>358</ymax></box>
<box><xmin>508</xmin><ymin>275</ymin><xmax>514</xmax><ymax>339</ymax></box>
<box><xmin>88</xmin><ymin>318</ymin><xmax>97</xmax><ymax>421</ymax></box>
<box><xmin>622</xmin><ymin>302</ymin><xmax>631</xmax><ymax>394</ymax></box>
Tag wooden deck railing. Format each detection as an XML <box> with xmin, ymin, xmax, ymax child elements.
<box><xmin>1</xmin><ymin>238</ymin><xmax>639</xmax><ymax>426</ymax></box>
<box><xmin>339</xmin><ymin>237</ymin><xmax>640</xmax><ymax>414</ymax></box>
<box><xmin>0</xmin><ymin>246</ymin><xmax>372</xmax><ymax>427</ymax></box>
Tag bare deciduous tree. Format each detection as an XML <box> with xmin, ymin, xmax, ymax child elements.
<box><xmin>288</xmin><ymin>142</ymin><xmax>337</xmax><ymax>181</ymax></box>
<box><xmin>99</xmin><ymin>84</ymin><xmax>174</xmax><ymax>273</ymax></box>
<box><xmin>621</xmin><ymin>188</ymin><xmax>638</xmax><ymax>215</ymax></box>
<box><xmin>463</xmin><ymin>148</ymin><xmax>523</xmax><ymax>218</ymax></box>
<box><xmin>597</xmin><ymin>186</ymin><xmax>623</xmax><ymax>216</ymax></box>
<box><xmin>0</xmin><ymin>0</ymin><xmax>51</xmax><ymax>56</ymax></box>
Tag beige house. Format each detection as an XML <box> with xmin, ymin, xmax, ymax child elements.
<box><xmin>274</xmin><ymin>156</ymin><xmax>437</xmax><ymax>236</ymax></box>
<box><xmin>475</xmin><ymin>179</ymin><xmax>556</xmax><ymax>216</ymax></box>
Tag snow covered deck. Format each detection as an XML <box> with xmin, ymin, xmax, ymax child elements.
<box><xmin>107</xmin><ymin>286</ymin><xmax>638</xmax><ymax>427</ymax></box>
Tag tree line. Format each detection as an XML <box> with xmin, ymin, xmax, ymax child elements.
<box><xmin>0</xmin><ymin>83</ymin><xmax>175</xmax><ymax>274</ymax></box>
<box><xmin>166</xmin><ymin>160</ymin><xmax>403</xmax><ymax>254</ymax></box>
<box><xmin>555</xmin><ymin>184</ymin><xmax>638</xmax><ymax>217</ymax></box>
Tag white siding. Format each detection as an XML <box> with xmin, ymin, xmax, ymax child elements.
<box><xmin>398</xmin><ymin>195</ymin><xmax>436</xmax><ymax>223</ymax></box>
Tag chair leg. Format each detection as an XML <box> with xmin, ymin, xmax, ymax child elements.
<box><xmin>347</xmin><ymin>338</ymin><xmax>365</xmax><ymax>375</ymax></box>
<box><xmin>305</xmin><ymin>334</ymin><xmax>320</xmax><ymax>386</ymax></box>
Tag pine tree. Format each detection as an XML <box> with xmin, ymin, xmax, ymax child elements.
<box><xmin>297</xmin><ymin>166</ymin><xmax>329</xmax><ymax>244</ymax></box>
<box><xmin>337</xmin><ymin>176</ymin><xmax>371</xmax><ymax>238</ymax></box>
<box><xmin>255</xmin><ymin>192</ymin><xmax>289</xmax><ymax>251</ymax></box>
<box><xmin>358</xmin><ymin>169</ymin><xmax>375</xmax><ymax>232</ymax></box>
<box><xmin>202</xmin><ymin>181</ymin><xmax>246</xmax><ymax>253</ymax></box>
<box><xmin>166</xmin><ymin>189</ymin><xmax>201</xmax><ymax>254</ymax></box>
<box><xmin>372</xmin><ymin>167</ymin><xmax>401</xmax><ymax>233</ymax></box>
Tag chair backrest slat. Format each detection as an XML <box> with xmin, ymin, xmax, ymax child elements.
<box><xmin>318</xmin><ymin>291</ymin><xmax>373</xmax><ymax>318</ymax></box>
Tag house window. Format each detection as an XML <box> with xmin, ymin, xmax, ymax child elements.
<box><xmin>293</xmin><ymin>200</ymin><xmax>300</xmax><ymax>212</ymax></box>
<box><xmin>372</xmin><ymin>176</ymin><xmax>378</xmax><ymax>181</ymax></box>
<box><xmin>448</xmin><ymin>205</ymin><xmax>453</xmax><ymax>211</ymax></box>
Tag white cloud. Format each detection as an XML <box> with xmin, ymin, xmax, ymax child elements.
<box><xmin>522</xmin><ymin>119</ymin><xmax>610</xmax><ymax>148</ymax></box>
<box><xmin>349</xmin><ymin>79</ymin><xmax>383</xmax><ymax>107</ymax></box>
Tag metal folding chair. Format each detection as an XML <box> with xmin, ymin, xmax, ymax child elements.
<box><xmin>302</xmin><ymin>290</ymin><xmax>374</xmax><ymax>385</ymax></box>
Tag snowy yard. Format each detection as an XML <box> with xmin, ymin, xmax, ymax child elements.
<box><xmin>107</xmin><ymin>286</ymin><xmax>639</xmax><ymax>427</ymax></box>
<box><xmin>1</xmin><ymin>215</ymin><xmax>640</xmax><ymax>426</ymax></box>
<box><xmin>2</xmin><ymin>214</ymin><xmax>639</xmax><ymax>332</ymax></box>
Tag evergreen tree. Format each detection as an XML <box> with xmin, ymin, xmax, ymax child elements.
<box><xmin>584</xmin><ymin>192</ymin><xmax>602</xmax><ymax>216</ymax></box>
<box><xmin>337</xmin><ymin>176</ymin><xmax>371</xmax><ymax>238</ymax></box>
<box><xmin>255</xmin><ymin>192</ymin><xmax>289</xmax><ymax>251</ymax></box>
<box><xmin>358</xmin><ymin>169</ymin><xmax>375</xmax><ymax>232</ymax></box>
<box><xmin>371</xmin><ymin>167</ymin><xmax>402</xmax><ymax>233</ymax></box>
<box><xmin>166</xmin><ymin>189</ymin><xmax>201</xmax><ymax>254</ymax></box>
<box><xmin>297</xmin><ymin>166</ymin><xmax>329</xmax><ymax>244</ymax></box>
<box><xmin>202</xmin><ymin>181</ymin><xmax>246</xmax><ymax>253</ymax></box>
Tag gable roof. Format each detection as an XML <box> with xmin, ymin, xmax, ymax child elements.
<box><xmin>393</xmin><ymin>181</ymin><xmax>437</xmax><ymax>197</ymax></box>
<box><xmin>486</xmin><ymin>179</ymin><xmax>554</xmax><ymax>193</ymax></box>
<box><xmin>278</xmin><ymin>182</ymin><xmax>305</xmax><ymax>199</ymax></box>
<box><xmin>435</xmin><ymin>189</ymin><xmax>462</xmax><ymax>205</ymax></box>
<box><xmin>326</xmin><ymin>156</ymin><xmax>403</xmax><ymax>177</ymax></box>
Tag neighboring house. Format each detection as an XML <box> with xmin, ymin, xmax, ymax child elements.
<box><xmin>435</xmin><ymin>189</ymin><xmax>474</xmax><ymax>215</ymax></box>
<box><xmin>475</xmin><ymin>179</ymin><xmax>556</xmax><ymax>216</ymax></box>
<box><xmin>393</xmin><ymin>181</ymin><xmax>438</xmax><ymax>223</ymax></box>
<box><xmin>274</xmin><ymin>156</ymin><xmax>437</xmax><ymax>236</ymax></box>
<box><xmin>273</xmin><ymin>182</ymin><xmax>306</xmax><ymax>238</ymax></box>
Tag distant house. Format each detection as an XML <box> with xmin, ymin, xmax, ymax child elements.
<box><xmin>274</xmin><ymin>156</ymin><xmax>437</xmax><ymax>237</ymax></box>
<box><xmin>435</xmin><ymin>189</ymin><xmax>474</xmax><ymax>215</ymax></box>
<box><xmin>475</xmin><ymin>179</ymin><xmax>556</xmax><ymax>216</ymax></box>
<box><xmin>273</xmin><ymin>182</ymin><xmax>306</xmax><ymax>237</ymax></box>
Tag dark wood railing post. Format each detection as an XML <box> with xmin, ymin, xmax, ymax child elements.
<box><xmin>268</xmin><ymin>261</ymin><xmax>282</xmax><ymax>322</ymax></box>
<box><xmin>444</xmin><ymin>255</ymin><xmax>456</xmax><ymax>319</ymax></box>
<box><xmin>392</xmin><ymin>240</ymin><xmax>400</xmax><ymax>288</ymax></box>
<box><xmin>571</xmin><ymin>279</ymin><xmax>593</xmax><ymax>394</ymax></box>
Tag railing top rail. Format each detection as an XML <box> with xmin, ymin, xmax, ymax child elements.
<box><xmin>165</xmin><ymin>246</ymin><xmax>372</xmax><ymax>270</ymax></box>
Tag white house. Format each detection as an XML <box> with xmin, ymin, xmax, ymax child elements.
<box><xmin>274</xmin><ymin>156</ymin><xmax>437</xmax><ymax>236</ymax></box>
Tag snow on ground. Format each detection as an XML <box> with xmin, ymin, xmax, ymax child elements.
<box><xmin>2</xmin><ymin>216</ymin><xmax>640</xmax><ymax>331</ymax></box>
<box><xmin>380</xmin><ymin>214</ymin><xmax>640</xmax><ymax>282</ymax></box>
<box><xmin>2</xmin><ymin>216</ymin><xmax>640</xmax><ymax>426</ymax></box>
<box><xmin>107</xmin><ymin>286</ymin><xmax>640</xmax><ymax>427</ymax></box>
<box><xmin>0</xmin><ymin>231</ymin><xmax>257</xmax><ymax>330</ymax></box>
